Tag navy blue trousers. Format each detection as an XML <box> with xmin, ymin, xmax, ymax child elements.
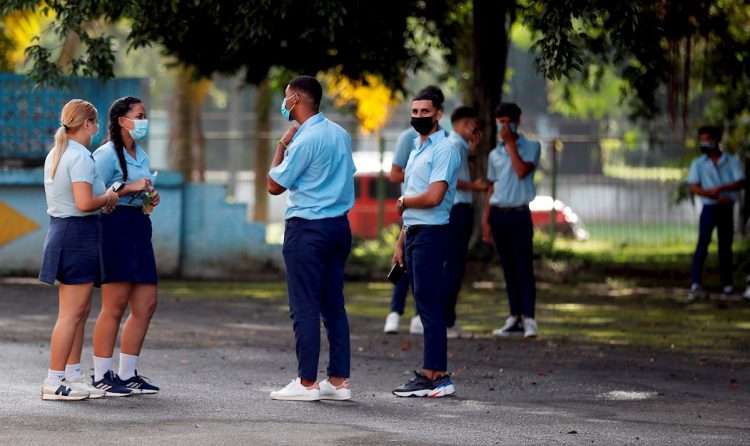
<box><xmin>490</xmin><ymin>207</ymin><xmax>537</xmax><ymax>318</ymax></box>
<box><xmin>445</xmin><ymin>203</ymin><xmax>474</xmax><ymax>328</ymax></box>
<box><xmin>282</xmin><ymin>215</ymin><xmax>352</xmax><ymax>381</ymax></box>
<box><xmin>405</xmin><ymin>224</ymin><xmax>450</xmax><ymax>372</ymax></box>
<box><xmin>691</xmin><ymin>203</ymin><xmax>734</xmax><ymax>287</ymax></box>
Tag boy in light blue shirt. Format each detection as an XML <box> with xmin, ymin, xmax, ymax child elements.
<box><xmin>391</xmin><ymin>87</ymin><xmax>460</xmax><ymax>399</ymax></box>
<box><xmin>482</xmin><ymin>102</ymin><xmax>541</xmax><ymax>339</ymax></box>
<box><xmin>267</xmin><ymin>76</ymin><xmax>356</xmax><ymax>402</ymax></box>
<box><xmin>686</xmin><ymin>125</ymin><xmax>745</xmax><ymax>301</ymax></box>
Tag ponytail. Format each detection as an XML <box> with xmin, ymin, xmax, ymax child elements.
<box><xmin>106</xmin><ymin>96</ymin><xmax>143</xmax><ymax>182</ymax></box>
<box><xmin>49</xmin><ymin>126</ymin><xmax>68</xmax><ymax>179</ymax></box>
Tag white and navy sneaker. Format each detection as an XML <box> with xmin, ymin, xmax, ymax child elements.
<box><xmin>319</xmin><ymin>379</ymin><xmax>352</xmax><ymax>401</ymax></box>
<box><xmin>522</xmin><ymin>317</ymin><xmax>538</xmax><ymax>338</ymax></box>
<box><xmin>92</xmin><ymin>371</ymin><xmax>132</xmax><ymax>397</ymax></box>
<box><xmin>121</xmin><ymin>371</ymin><xmax>160</xmax><ymax>395</ymax></box>
<box><xmin>393</xmin><ymin>371</ymin><xmax>453</xmax><ymax>398</ymax></box>
<box><xmin>270</xmin><ymin>378</ymin><xmax>320</xmax><ymax>401</ymax></box>
<box><xmin>687</xmin><ymin>284</ymin><xmax>708</xmax><ymax>303</ymax></box>
<box><xmin>41</xmin><ymin>380</ymin><xmax>88</xmax><ymax>401</ymax></box>
<box><xmin>66</xmin><ymin>377</ymin><xmax>106</xmax><ymax>399</ymax></box>
<box><xmin>409</xmin><ymin>316</ymin><xmax>424</xmax><ymax>335</ymax></box>
<box><xmin>492</xmin><ymin>316</ymin><xmax>523</xmax><ymax>337</ymax></box>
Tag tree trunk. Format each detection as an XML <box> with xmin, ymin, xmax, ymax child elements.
<box><xmin>170</xmin><ymin>67</ymin><xmax>194</xmax><ymax>181</ymax></box>
<box><xmin>252</xmin><ymin>78</ymin><xmax>272</xmax><ymax>222</ymax></box>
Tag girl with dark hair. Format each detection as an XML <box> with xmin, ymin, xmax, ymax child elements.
<box><xmin>91</xmin><ymin>96</ymin><xmax>160</xmax><ymax>396</ymax></box>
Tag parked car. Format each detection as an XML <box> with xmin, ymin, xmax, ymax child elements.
<box><xmin>348</xmin><ymin>152</ymin><xmax>589</xmax><ymax>241</ymax></box>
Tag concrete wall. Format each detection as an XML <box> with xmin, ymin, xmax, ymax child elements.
<box><xmin>0</xmin><ymin>169</ymin><xmax>281</xmax><ymax>279</ymax></box>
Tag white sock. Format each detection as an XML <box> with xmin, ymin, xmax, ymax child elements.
<box><xmin>93</xmin><ymin>356</ymin><xmax>113</xmax><ymax>382</ymax></box>
<box><xmin>64</xmin><ymin>363</ymin><xmax>82</xmax><ymax>381</ymax></box>
<box><xmin>119</xmin><ymin>353</ymin><xmax>139</xmax><ymax>380</ymax></box>
<box><xmin>46</xmin><ymin>369</ymin><xmax>65</xmax><ymax>386</ymax></box>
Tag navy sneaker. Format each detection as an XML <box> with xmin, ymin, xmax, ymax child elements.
<box><xmin>120</xmin><ymin>370</ymin><xmax>160</xmax><ymax>395</ymax></box>
<box><xmin>393</xmin><ymin>372</ymin><xmax>435</xmax><ymax>397</ymax></box>
<box><xmin>91</xmin><ymin>371</ymin><xmax>132</xmax><ymax>397</ymax></box>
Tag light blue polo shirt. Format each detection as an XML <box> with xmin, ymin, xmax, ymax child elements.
<box><xmin>402</xmin><ymin>129</ymin><xmax>461</xmax><ymax>226</ymax></box>
<box><xmin>487</xmin><ymin>135</ymin><xmax>541</xmax><ymax>207</ymax></box>
<box><xmin>448</xmin><ymin>131</ymin><xmax>472</xmax><ymax>205</ymax></box>
<box><xmin>44</xmin><ymin>139</ymin><xmax>106</xmax><ymax>218</ymax></box>
<box><xmin>269</xmin><ymin>113</ymin><xmax>356</xmax><ymax>220</ymax></box>
<box><xmin>93</xmin><ymin>141</ymin><xmax>154</xmax><ymax>207</ymax></box>
<box><xmin>392</xmin><ymin>127</ymin><xmax>419</xmax><ymax>168</ymax></box>
<box><xmin>687</xmin><ymin>152</ymin><xmax>745</xmax><ymax>205</ymax></box>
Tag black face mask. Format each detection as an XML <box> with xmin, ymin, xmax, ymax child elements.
<box><xmin>411</xmin><ymin>116</ymin><xmax>436</xmax><ymax>136</ymax></box>
<box><xmin>700</xmin><ymin>142</ymin><xmax>718</xmax><ymax>154</ymax></box>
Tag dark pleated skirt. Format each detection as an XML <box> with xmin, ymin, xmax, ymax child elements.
<box><xmin>100</xmin><ymin>206</ymin><xmax>158</xmax><ymax>284</ymax></box>
<box><xmin>39</xmin><ymin>215</ymin><xmax>101</xmax><ymax>286</ymax></box>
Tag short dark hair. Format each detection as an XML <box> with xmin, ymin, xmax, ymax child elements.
<box><xmin>288</xmin><ymin>75</ymin><xmax>323</xmax><ymax>108</ymax></box>
<box><xmin>451</xmin><ymin>106</ymin><xmax>478</xmax><ymax>123</ymax></box>
<box><xmin>697</xmin><ymin>125</ymin><xmax>722</xmax><ymax>142</ymax></box>
<box><xmin>495</xmin><ymin>102</ymin><xmax>522</xmax><ymax>121</ymax></box>
<box><xmin>413</xmin><ymin>85</ymin><xmax>445</xmax><ymax>110</ymax></box>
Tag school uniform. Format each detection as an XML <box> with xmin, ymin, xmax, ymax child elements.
<box><xmin>687</xmin><ymin>152</ymin><xmax>745</xmax><ymax>287</ymax></box>
<box><xmin>444</xmin><ymin>131</ymin><xmax>474</xmax><ymax>328</ymax></box>
<box><xmin>269</xmin><ymin>113</ymin><xmax>356</xmax><ymax>381</ymax></box>
<box><xmin>402</xmin><ymin>129</ymin><xmax>461</xmax><ymax>371</ymax></box>
<box><xmin>487</xmin><ymin>135</ymin><xmax>541</xmax><ymax>318</ymax></box>
<box><xmin>39</xmin><ymin>140</ymin><xmax>105</xmax><ymax>286</ymax></box>
<box><xmin>93</xmin><ymin>142</ymin><xmax>157</xmax><ymax>284</ymax></box>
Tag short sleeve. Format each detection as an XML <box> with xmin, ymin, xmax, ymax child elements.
<box><xmin>429</xmin><ymin>144</ymin><xmax>460</xmax><ymax>184</ymax></box>
<box><xmin>69</xmin><ymin>151</ymin><xmax>95</xmax><ymax>184</ymax></box>
<box><xmin>522</xmin><ymin>141</ymin><xmax>541</xmax><ymax>166</ymax></box>
<box><xmin>392</xmin><ymin>130</ymin><xmax>415</xmax><ymax>168</ymax></box>
<box><xmin>487</xmin><ymin>151</ymin><xmax>498</xmax><ymax>182</ymax></box>
<box><xmin>687</xmin><ymin>160</ymin><xmax>700</xmax><ymax>184</ymax></box>
<box><xmin>731</xmin><ymin>155</ymin><xmax>745</xmax><ymax>182</ymax></box>
<box><xmin>93</xmin><ymin>146</ymin><xmax>117</xmax><ymax>186</ymax></box>
<box><xmin>269</xmin><ymin>141</ymin><xmax>314</xmax><ymax>189</ymax></box>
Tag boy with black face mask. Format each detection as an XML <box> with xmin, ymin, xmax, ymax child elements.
<box><xmin>687</xmin><ymin>125</ymin><xmax>745</xmax><ymax>302</ymax></box>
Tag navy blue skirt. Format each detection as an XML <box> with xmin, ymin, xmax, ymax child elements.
<box><xmin>39</xmin><ymin>215</ymin><xmax>101</xmax><ymax>286</ymax></box>
<box><xmin>100</xmin><ymin>206</ymin><xmax>158</xmax><ymax>284</ymax></box>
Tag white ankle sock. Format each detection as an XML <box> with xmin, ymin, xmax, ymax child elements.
<box><xmin>64</xmin><ymin>363</ymin><xmax>82</xmax><ymax>381</ymax></box>
<box><xmin>119</xmin><ymin>353</ymin><xmax>138</xmax><ymax>380</ymax></box>
<box><xmin>46</xmin><ymin>369</ymin><xmax>65</xmax><ymax>386</ymax></box>
<box><xmin>93</xmin><ymin>356</ymin><xmax>113</xmax><ymax>382</ymax></box>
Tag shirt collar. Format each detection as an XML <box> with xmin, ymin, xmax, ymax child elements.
<box><xmin>414</xmin><ymin>127</ymin><xmax>448</xmax><ymax>152</ymax></box>
<box><xmin>292</xmin><ymin>113</ymin><xmax>325</xmax><ymax>142</ymax></box>
<box><xmin>67</xmin><ymin>139</ymin><xmax>89</xmax><ymax>153</ymax></box>
<box><xmin>449</xmin><ymin>130</ymin><xmax>469</xmax><ymax>151</ymax></box>
<box><xmin>124</xmin><ymin>144</ymin><xmax>146</xmax><ymax>164</ymax></box>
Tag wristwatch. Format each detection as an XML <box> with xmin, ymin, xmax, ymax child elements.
<box><xmin>110</xmin><ymin>181</ymin><xmax>124</xmax><ymax>193</ymax></box>
<box><xmin>397</xmin><ymin>196</ymin><xmax>405</xmax><ymax>212</ymax></box>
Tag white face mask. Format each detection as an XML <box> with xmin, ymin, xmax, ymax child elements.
<box><xmin>127</xmin><ymin>118</ymin><xmax>149</xmax><ymax>141</ymax></box>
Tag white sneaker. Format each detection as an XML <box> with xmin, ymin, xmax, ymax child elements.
<box><xmin>687</xmin><ymin>284</ymin><xmax>707</xmax><ymax>302</ymax></box>
<box><xmin>319</xmin><ymin>379</ymin><xmax>352</xmax><ymax>401</ymax></box>
<box><xmin>492</xmin><ymin>316</ymin><xmax>521</xmax><ymax>337</ymax></box>
<box><xmin>446</xmin><ymin>324</ymin><xmax>463</xmax><ymax>339</ymax></box>
<box><xmin>743</xmin><ymin>287</ymin><xmax>750</xmax><ymax>302</ymax></box>
<box><xmin>522</xmin><ymin>317</ymin><xmax>538</xmax><ymax>338</ymax></box>
<box><xmin>66</xmin><ymin>376</ymin><xmax>106</xmax><ymax>399</ymax></box>
<box><xmin>409</xmin><ymin>315</ymin><xmax>424</xmax><ymax>335</ymax></box>
<box><xmin>721</xmin><ymin>286</ymin><xmax>735</xmax><ymax>301</ymax></box>
<box><xmin>270</xmin><ymin>378</ymin><xmax>320</xmax><ymax>401</ymax></box>
<box><xmin>41</xmin><ymin>379</ymin><xmax>88</xmax><ymax>401</ymax></box>
<box><xmin>384</xmin><ymin>312</ymin><xmax>400</xmax><ymax>334</ymax></box>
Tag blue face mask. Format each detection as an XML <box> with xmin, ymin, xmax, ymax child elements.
<box><xmin>128</xmin><ymin>119</ymin><xmax>149</xmax><ymax>142</ymax></box>
<box><xmin>280</xmin><ymin>95</ymin><xmax>297</xmax><ymax>122</ymax></box>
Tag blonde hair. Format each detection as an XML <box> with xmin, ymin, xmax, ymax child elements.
<box><xmin>49</xmin><ymin>99</ymin><xmax>98</xmax><ymax>178</ymax></box>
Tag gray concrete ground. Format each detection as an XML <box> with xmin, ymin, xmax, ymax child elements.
<box><xmin>0</xmin><ymin>280</ymin><xmax>748</xmax><ymax>446</ymax></box>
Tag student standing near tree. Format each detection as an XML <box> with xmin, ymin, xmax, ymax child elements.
<box><xmin>267</xmin><ymin>76</ymin><xmax>356</xmax><ymax>402</ymax></box>
<box><xmin>391</xmin><ymin>88</ymin><xmax>461</xmax><ymax>398</ymax></box>
<box><xmin>483</xmin><ymin>103</ymin><xmax>541</xmax><ymax>339</ymax></box>
<box><xmin>687</xmin><ymin>126</ymin><xmax>745</xmax><ymax>302</ymax></box>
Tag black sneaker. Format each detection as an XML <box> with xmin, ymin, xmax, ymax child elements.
<box><xmin>121</xmin><ymin>370</ymin><xmax>160</xmax><ymax>395</ymax></box>
<box><xmin>393</xmin><ymin>372</ymin><xmax>435</xmax><ymax>397</ymax></box>
<box><xmin>92</xmin><ymin>370</ymin><xmax>132</xmax><ymax>397</ymax></box>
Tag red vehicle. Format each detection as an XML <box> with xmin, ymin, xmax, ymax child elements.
<box><xmin>348</xmin><ymin>153</ymin><xmax>588</xmax><ymax>241</ymax></box>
